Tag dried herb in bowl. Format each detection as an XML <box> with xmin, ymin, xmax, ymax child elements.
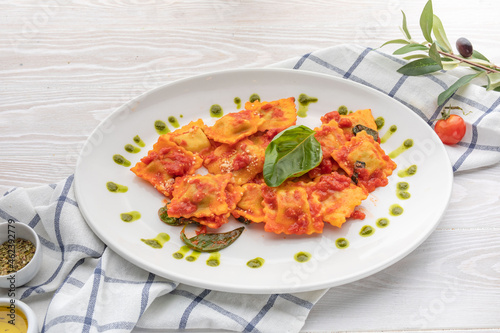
<box><xmin>0</xmin><ymin>238</ymin><xmax>36</xmax><ymax>276</ymax></box>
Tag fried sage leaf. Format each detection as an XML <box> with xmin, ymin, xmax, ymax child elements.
<box><xmin>263</xmin><ymin>125</ymin><xmax>322</xmax><ymax>187</ymax></box>
<box><xmin>158</xmin><ymin>206</ymin><xmax>189</xmax><ymax>226</ymax></box>
<box><xmin>181</xmin><ymin>226</ymin><xmax>245</xmax><ymax>252</ymax></box>
<box><xmin>352</xmin><ymin>124</ymin><xmax>379</xmax><ymax>141</ymax></box>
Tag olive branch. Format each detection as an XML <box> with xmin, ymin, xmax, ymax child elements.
<box><xmin>382</xmin><ymin>0</ymin><xmax>500</xmax><ymax>106</ymax></box>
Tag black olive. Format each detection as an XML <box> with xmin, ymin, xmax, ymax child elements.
<box><xmin>456</xmin><ymin>37</ymin><xmax>473</xmax><ymax>58</ymax></box>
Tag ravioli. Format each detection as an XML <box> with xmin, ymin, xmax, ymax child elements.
<box><xmin>204</xmin><ymin>109</ymin><xmax>264</xmax><ymax>144</ymax></box>
<box><xmin>203</xmin><ymin>138</ymin><xmax>265</xmax><ymax>185</ymax></box>
<box><xmin>262</xmin><ymin>183</ymin><xmax>324</xmax><ymax>235</ymax></box>
<box><xmin>331</xmin><ymin>131</ymin><xmax>396</xmax><ymax>192</ymax></box>
<box><xmin>244</xmin><ymin>97</ymin><xmax>297</xmax><ymax>132</ymax></box>
<box><xmin>166</xmin><ymin>119</ymin><xmax>212</xmax><ymax>154</ymax></box>
<box><xmin>130</xmin><ymin>138</ymin><xmax>203</xmax><ymax>197</ymax></box>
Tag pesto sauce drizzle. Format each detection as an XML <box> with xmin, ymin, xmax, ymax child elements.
<box><xmin>113</xmin><ymin>154</ymin><xmax>131</xmax><ymax>167</ymax></box>
<box><xmin>210</xmin><ymin>104</ymin><xmax>223</xmax><ymax>118</ymax></box>
<box><xmin>234</xmin><ymin>97</ymin><xmax>241</xmax><ymax>109</ymax></box>
<box><xmin>141</xmin><ymin>232</ymin><xmax>170</xmax><ymax>249</ymax></box>
<box><xmin>120</xmin><ymin>211</ymin><xmax>141</xmax><ymax>222</ymax></box>
<box><xmin>133</xmin><ymin>135</ymin><xmax>146</xmax><ymax>147</ymax></box>
<box><xmin>359</xmin><ymin>225</ymin><xmax>375</xmax><ymax>237</ymax></box>
<box><xmin>389</xmin><ymin>204</ymin><xmax>404</xmax><ymax>216</ymax></box>
<box><xmin>247</xmin><ymin>257</ymin><xmax>265</xmax><ymax>268</ymax></box>
<box><xmin>335</xmin><ymin>238</ymin><xmax>349</xmax><ymax>249</ymax></box>
<box><xmin>249</xmin><ymin>94</ymin><xmax>260</xmax><ymax>103</ymax></box>
<box><xmin>207</xmin><ymin>252</ymin><xmax>221</xmax><ymax>267</ymax></box>
<box><xmin>297</xmin><ymin>93</ymin><xmax>318</xmax><ymax>118</ymax></box>
<box><xmin>375</xmin><ymin>117</ymin><xmax>385</xmax><ymax>130</ymax></box>
<box><xmin>154</xmin><ymin>120</ymin><xmax>170</xmax><ymax>134</ymax></box>
<box><xmin>294</xmin><ymin>251</ymin><xmax>311</xmax><ymax>263</ymax></box>
<box><xmin>376</xmin><ymin>218</ymin><xmax>390</xmax><ymax>228</ymax></box>
<box><xmin>397</xmin><ymin>182</ymin><xmax>411</xmax><ymax>200</ymax></box>
<box><xmin>380</xmin><ymin>125</ymin><xmax>397</xmax><ymax>143</ymax></box>
<box><xmin>398</xmin><ymin>165</ymin><xmax>417</xmax><ymax>177</ymax></box>
<box><xmin>389</xmin><ymin>139</ymin><xmax>413</xmax><ymax>158</ymax></box>
<box><xmin>173</xmin><ymin>245</ymin><xmax>191</xmax><ymax>259</ymax></box>
<box><xmin>168</xmin><ymin>116</ymin><xmax>180</xmax><ymax>128</ymax></box>
<box><xmin>185</xmin><ymin>250</ymin><xmax>201</xmax><ymax>262</ymax></box>
<box><xmin>106</xmin><ymin>181</ymin><xmax>128</xmax><ymax>193</ymax></box>
<box><xmin>124</xmin><ymin>144</ymin><xmax>141</xmax><ymax>153</ymax></box>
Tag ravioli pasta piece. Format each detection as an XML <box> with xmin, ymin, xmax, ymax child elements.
<box><xmin>262</xmin><ymin>183</ymin><xmax>323</xmax><ymax>235</ymax></box>
<box><xmin>130</xmin><ymin>139</ymin><xmax>203</xmax><ymax>197</ymax></box>
<box><xmin>339</xmin><ymin>109</ymin><xmax>378</xmax><ymax>140</ymax></box>
<box><xmin>232</xmin><ymin>183</ymin><xmax>266</xmax><ymax>223</ymax></box>
<box><xmin>331</xmin><ymin>131</ymin><xmax>396</xmax><ymax>192</ymax></box>
<box><xmin>244</xmin><ymin>97</ymin><xmax>297</xmax><ymax>132</ymax></box>
<box><xmin>166</xmin><ymin>119</ymin><xmax>213</xmax><ymax>155</ymax></box>
<box><xmin>203</xmin><ymin>138</ymin><xmax>265</xmax><ymax>185</ymax></box>
<box><xmin>308</xmin><ymin>173</ymin><xmax>368</xmax><ymax>228</ymax></box>
<box><xmin>204</xmin><ymin>109</ymin><xmax>264</xmax><ymax>144</ymax></box>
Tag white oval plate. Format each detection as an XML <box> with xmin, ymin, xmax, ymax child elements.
<box><xmin>74</xmin><ymin>69</ymin><xmax>453</xmax><ymax>294</ymax></box>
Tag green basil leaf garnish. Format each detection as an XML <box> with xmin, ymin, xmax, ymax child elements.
<box><xmin>180</xmin><ymin>226</ymin><xmax>245</xmax><ymax>252</ymax></box>
<box><xmin>352</xmin><ymin>124</ymin><xmax>379</xmax><ymax>141</ymax></box>
<box><xmin>263</xmin><ymin>125</ymin><xmax>322</xmax><ymax>187</ymax></box>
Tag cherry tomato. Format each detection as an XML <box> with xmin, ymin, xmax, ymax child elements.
<box><xmin>434</xmin><ymin>114</ymin><xmax>466</xmax><ymax>145</ymax></box>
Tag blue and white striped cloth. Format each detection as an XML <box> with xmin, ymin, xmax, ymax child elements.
<box><xmin>1</xmin><ymin>45</ymin><xmax>499</xmax><ymax>333</ymax></box>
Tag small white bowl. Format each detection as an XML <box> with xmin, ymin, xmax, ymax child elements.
<box><xmin>0</xmin><ymin>221</ymin><xmax>42</xmax><ymax>288</ymax></box>
<box><xmin>0</xmin><ymin>297</ymin><xmax>38</xmax><ymax>333</ymax></box>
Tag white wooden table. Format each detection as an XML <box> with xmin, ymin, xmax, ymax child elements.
<box><xmin>2</xmin><ymin>1</ymin><xmax>499</xmax><ymax>331</ymax></box>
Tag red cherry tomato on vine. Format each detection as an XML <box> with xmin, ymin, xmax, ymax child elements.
<box><xmin>434</xmin><ymin>114</ymin><xmax>466</xmax><ymax>145</ymax></box>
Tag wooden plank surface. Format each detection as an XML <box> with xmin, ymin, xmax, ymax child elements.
<box><xmin>1</xmin><ymin>0</ymin><xmax>500</xmax><ymax>331</ymax></box>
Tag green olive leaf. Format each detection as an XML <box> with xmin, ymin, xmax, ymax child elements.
<box><xmin>486</xmin><ymin>73</ymin><xmax>500</xmax><ymax>91</ymax></box>
<box><xmin>432</xmin><ymin>15</ymin><xmax>452</xmax><ymax>53</ymax></box>
<box><xmin>403</xmin><ymin>54</ymin><xmax>430</xmax><ymax>61</ymax></box>
<box><xmin>393</xmin><ymin>44</ymin><xmax>429</xmax><ymax>55</ymax></box>
<box><xmin>437</xmin><ymin>72</ymin><xmax>484</xmax><ymax>105</ymax></box>
<box><xmin>428</xmin><ymin>42</ymin><xmax>443</xmax><ymax>69</ymax></box>
<box><xmin>263</xmin><ymin>125</ymin><xmax>322</xmax><ymax>187</ymax></box>
<box><xmin>419</xmin><ymin>0</ymin><xmax>434</xmax><ymax>44</ymax></box>
<box><xmin>397</xmin><ymin>58</ymin><xmax>442</xmax><ymax>76</ymax></box>
<box><xmin>471</xmin><ymin>50</ymin><xmax>490</xmax><ymax>62</ymax></box>
<box><xmin>441</xmin><ymin>58</ymin><xmax>460</xmax><ymax>71</ymax></box>
<box><xmin>401</xmin><ymin>10</ymin><xmax>412</xmax><ymax>40</ymax></box>
<box><xmin>381</xmin><ymin>39</ymin><xmax>410</xmax><ymax>47</ymax></box>
<box><xmin>180</xmin><ymin>226</ymin><xmax>245</xmax><ymax>252</ymax></box>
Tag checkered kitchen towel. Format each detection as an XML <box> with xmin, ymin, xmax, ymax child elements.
<box><xmin>1</xmin><ymin>45</ymin><xmax>499</xmax><ymax>333</ymax></box>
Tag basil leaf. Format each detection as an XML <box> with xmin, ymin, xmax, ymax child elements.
<box><xmin>381</xmin><ymin>39</ymin><xmax>410</xmax><ymax>47</ymax></box>
<box><xmin>181</xmin><ymin>226</ymin><xmax>245</xmax><ymax>252</ymax></box>
<box><xmin>437</xmin><ymin>72</ymin><xmax>484</xmax><ymax>105</ymax></box>
<box><xmin>263</xmin><ymin>125</ymin><xmax>322</xmax><ymax>187</ymax></box>
<box><xmin>432</xmin><ymin>15</ymin><xmax>452</xmax><ymax>53</ymax></box>
<box><xmin>393</xmin><ymin>44</ymin><xmax>428</xmax><ymax>55</ymax></box>
<box><xmin>428</xmin><ymin>42</ymin><xmax>443</xmax><ymax>69</ymax></box>
<box><xmin>352</xmin><ymin>124</ymin><xmax>379</xmax><ymax>141</ymax></box>
<box><xmin>401</xmin><ymin>10</ymin><xmax>411</xmax><ymax>40</ymax></box>
<box><xmin>158</xmin><ymin>206</ymin><xmax>189</xmax><ymax>226</ymax></box>
<box><xmin>397</xmin><ymin>58</ymin><xmax>442</xmax><ymax>76</ymax></box>
<box><xmin>419</xmin><ymin>0</ymin><xmax>434</xmax><ymax>44</ymax></box>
